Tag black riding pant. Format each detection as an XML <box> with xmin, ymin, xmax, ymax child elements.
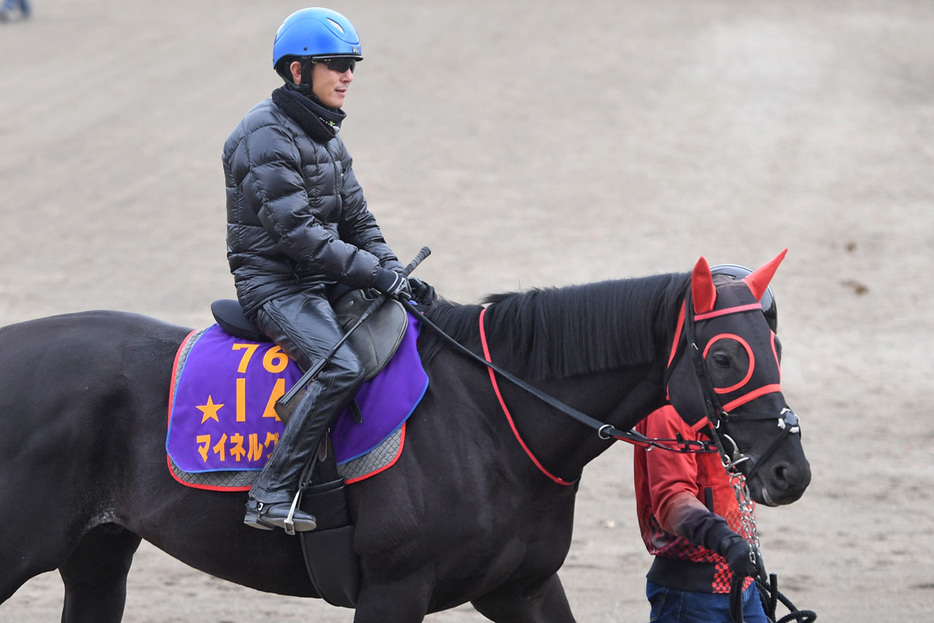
<box><xmin>249</xmin><ymin>287</ymin><xmax>365</xmax><ymax>505</ymax></box>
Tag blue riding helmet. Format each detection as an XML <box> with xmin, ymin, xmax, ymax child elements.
<box><xmin>273</xmin><ymin>7</ymin><xmax>363</xmax><ymax>69</ymax></box>
<box><xmin>711</xmin><ymin>264</ymin><xmax>778</xmax><ymax>333</ymax></box>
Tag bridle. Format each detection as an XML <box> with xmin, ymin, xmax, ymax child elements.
<box><xmin>667</xmin><ymin>286</ymin><xmax>802</xmax><ymax>483</ymax></box>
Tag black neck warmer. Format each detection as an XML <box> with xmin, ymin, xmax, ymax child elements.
<box><xmin>271</xmin><ymin>83</ymin><xmax>347</xmax><ymax>144</ymax></box>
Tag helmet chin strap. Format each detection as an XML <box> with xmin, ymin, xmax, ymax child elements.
<box><xmin>279</xmin><ymin>58</ymin><xmax>314</xmax><ymax>95</ymax></box>
<box><xmin>300</xmin><ymin>58</ymin><xmax>315</xmax><ymax>87</ymax></box>
<box><xmin>285</xmin><ymin>58</ymin><xmax>316</xmax><ymax>98</ymax></box>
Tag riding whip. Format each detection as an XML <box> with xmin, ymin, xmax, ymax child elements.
<box><xmin>274</xmin><ymin>246</ymin><xmax>431</xmax><ymax>422</ymax></box>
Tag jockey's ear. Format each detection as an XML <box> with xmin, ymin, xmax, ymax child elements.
<box><xmin>744</xmin><ymin>249</ymin><xmax>788</xmax><ymax>302</ymax></box>
<box><xmin>289</xmin><ymin>60</ymin><xmax>304</xmax><ymax>85</ymax></box>
<box><xmin>691</xmin><ymin>256</ymin><xmax>716</xmax><ymax>314</ymax></box>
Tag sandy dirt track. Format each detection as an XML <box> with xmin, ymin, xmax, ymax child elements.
<box><xmin>1</xmin><ymin>0</ymin><xmax>933</xmax><ymax>621</ymax></box>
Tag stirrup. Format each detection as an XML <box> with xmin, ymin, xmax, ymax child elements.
<box><xmin>284</xmin><ymin>490</ymin><xmax>303</xmax><ymax>536</ymax></box>
<box><xmin>243</xmin><ymin>495</ymin><xmax>317</xmax><ymax>534</ymax></box>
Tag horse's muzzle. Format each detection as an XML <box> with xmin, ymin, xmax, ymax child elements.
<box><xmin>749</xmin><ymin>456</ymin><xmax>811</xmax><ymax>506</ymax></box>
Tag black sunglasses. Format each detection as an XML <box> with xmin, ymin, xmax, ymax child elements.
<box><xmin>317</xmin><ymin>57</ymin><xmax>357</xmax><ymax>73</ymax></box>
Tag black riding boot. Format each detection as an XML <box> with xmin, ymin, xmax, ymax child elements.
<box><xmin>244</xmin><ymin>361</ymin><xmax>364</xmax><ymax>533</ymax></box>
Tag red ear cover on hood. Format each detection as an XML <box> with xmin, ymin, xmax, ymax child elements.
<box><xmin>691</xmin><ymin>256</ymin><xmax>717</xmax><ymax>314</ymax></box>
<box><xmin>744</xmin><ymin>248</ymin><xmax>788</xmax><ymax>301</ymax></box>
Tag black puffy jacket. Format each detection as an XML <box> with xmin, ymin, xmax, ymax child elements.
<box><xmin>223</xmin><ymin>94</ymin><xmax>402</xmax><ymax>317</ymax></box>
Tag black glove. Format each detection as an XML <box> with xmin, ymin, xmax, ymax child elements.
<box><xmin>373</xmin><ymin>268</ymin><xmax>412</xmax><ymax>299</ymax></box>
<box><xmin>716</xmin><ymin>533</ymin><xmax>762</xmax><ymax>579</ymax></box>
<box><xmin>700</xmin><ymin>517</ymin><xmax>762</xmax><ymax>580</ymax></box>
<box><xmin>407</xmin><ymin>277</ymin><xmax>437</xmax><ymax>306</ymax></box>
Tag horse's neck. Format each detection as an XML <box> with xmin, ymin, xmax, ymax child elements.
<box><xmin>421</xmin><ymin>280</ymin><xmax>681</xmax><ymax>481</ymax></box>
<box><xmin>499</xmin><ymin>364</ymin><xmax>668</xmax><ymax>482</ymax></box>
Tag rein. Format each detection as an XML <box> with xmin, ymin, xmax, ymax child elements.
<box><xmin>404</xmin><ymin>299</ymin><xmax>717</xmax><ymax>484</ymax></box>
<box><xmin>407</xmin><ymin>300</ymin><xmax>642</xmax><ymax>442</ymax></box>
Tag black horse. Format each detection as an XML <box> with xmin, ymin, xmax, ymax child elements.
<box><xmin>0</xmin><ymin>253</ymin><xmax>810</xmax><ymax>622</ymax></box>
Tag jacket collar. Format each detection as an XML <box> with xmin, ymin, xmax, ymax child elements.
<box><xmin>271</xmin><ymin>84</ymin><xmax>346</xmax><ymax>143</ymax></box>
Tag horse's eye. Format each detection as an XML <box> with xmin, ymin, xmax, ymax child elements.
<box><xmin>704</xmin><ymin>336</ymin><xmax>753</xmax><ymax>391</ymax></box>
<box><xmin>711</xmin><ymin>353</ymin><xmax>731</xmax><ymax>368</ymax></box>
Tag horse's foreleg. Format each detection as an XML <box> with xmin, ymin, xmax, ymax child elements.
<box><xmin>58</xmin><ymin>525</ymin><xmax>142</xmax><ymax>623</ymax></box>
<box><xmin>471</xmin><ymin>573</ymin><xmax>576</xmax><ymax>623</ymax></box>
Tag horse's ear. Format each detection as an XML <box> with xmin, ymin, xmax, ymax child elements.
<box><xmin>744</xmin><ymin>248</ymin><xmax>788</xmax><ymax>301</ymax></box>
<box><xmin>691</xmin><ymin>256</ymin><xmax>717</xmax><ymax>314</ymax></box>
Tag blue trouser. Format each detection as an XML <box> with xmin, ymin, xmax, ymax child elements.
<box><xmin>647</xmin><ymin>580</ymin><xmax>769</xmax><ymax>623</ymax></box>
<box><xmin>2</xmin><ymin>0</ymin><xmax>30</xmax><ymax>15</ymax></box>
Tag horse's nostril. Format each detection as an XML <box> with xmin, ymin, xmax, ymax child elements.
<box><xmin>769</xmin><ymin>460</ymin><xmax>812</xmax><ymax>495</ymax></box>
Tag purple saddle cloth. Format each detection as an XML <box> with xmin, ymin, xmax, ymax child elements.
<box><xmin>166</xmin><ymin>312</ymin><xmax>427</xmax><ymax>474</ymax></box>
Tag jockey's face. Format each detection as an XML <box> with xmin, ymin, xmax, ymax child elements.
<box><xmin>289</xmin><ymin>60</ymin><xmax>353</xmax><ymax>109</ymax></box>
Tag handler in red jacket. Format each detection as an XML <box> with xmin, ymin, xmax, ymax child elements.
<box><xmin>634</xmin><ymin>264</ymin><xmax>778</xmax><ymax>623</ymax></box>
<box><xmin>634</xmin><ymin>262</ymin><xmax>781</xmax><ymax>621</ymax></box>
<box><xmin>634</xmin><ymin>405</ymin><xmax>768</xmax><ymax>622</ymax></box>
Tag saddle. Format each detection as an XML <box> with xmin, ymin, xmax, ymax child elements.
<box><xmin>209</xmin><ymin>289</ymin><xmax>409</xmax><ymax>608</ymax></box>
<box><xmin>211</xmin><ymin>287</ymin><xmax>408</xmax><ymax>381</ymax></box>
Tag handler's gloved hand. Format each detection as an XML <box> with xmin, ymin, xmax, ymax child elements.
<box><xmin>717</xmin><ymin>533</ymin><xmax>762</xmax><ymax>579</ymax></box>
<box><xmin>374</xmin><ymin>268</ymin><xmax>412</xmax><ymax>300</ymax></box>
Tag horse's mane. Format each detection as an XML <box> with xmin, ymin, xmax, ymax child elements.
<box><xmin>423</xmin><ymin>273</ymin><xmax>690</xmax><ymax>380</ymax></box>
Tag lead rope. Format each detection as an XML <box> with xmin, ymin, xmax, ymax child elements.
<box><xmin>726</xmin><ymin>449</ymin><xmax>815</xmax><ymax>623</ymax></box>
<box><xmin>728</xmin><ymin>466</ymin><xmax>760</xmax><ymax>622</ymax></box>
<box><xmin>732</xmin><ymin>470</ymin><xmax>760</xmax><ymax>552</ymax></box>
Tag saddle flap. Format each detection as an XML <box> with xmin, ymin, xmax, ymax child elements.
<box><xmin>332</xmin><ymin>289</ymin><xmax>408</xmax><ymax>381</ymax></box>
